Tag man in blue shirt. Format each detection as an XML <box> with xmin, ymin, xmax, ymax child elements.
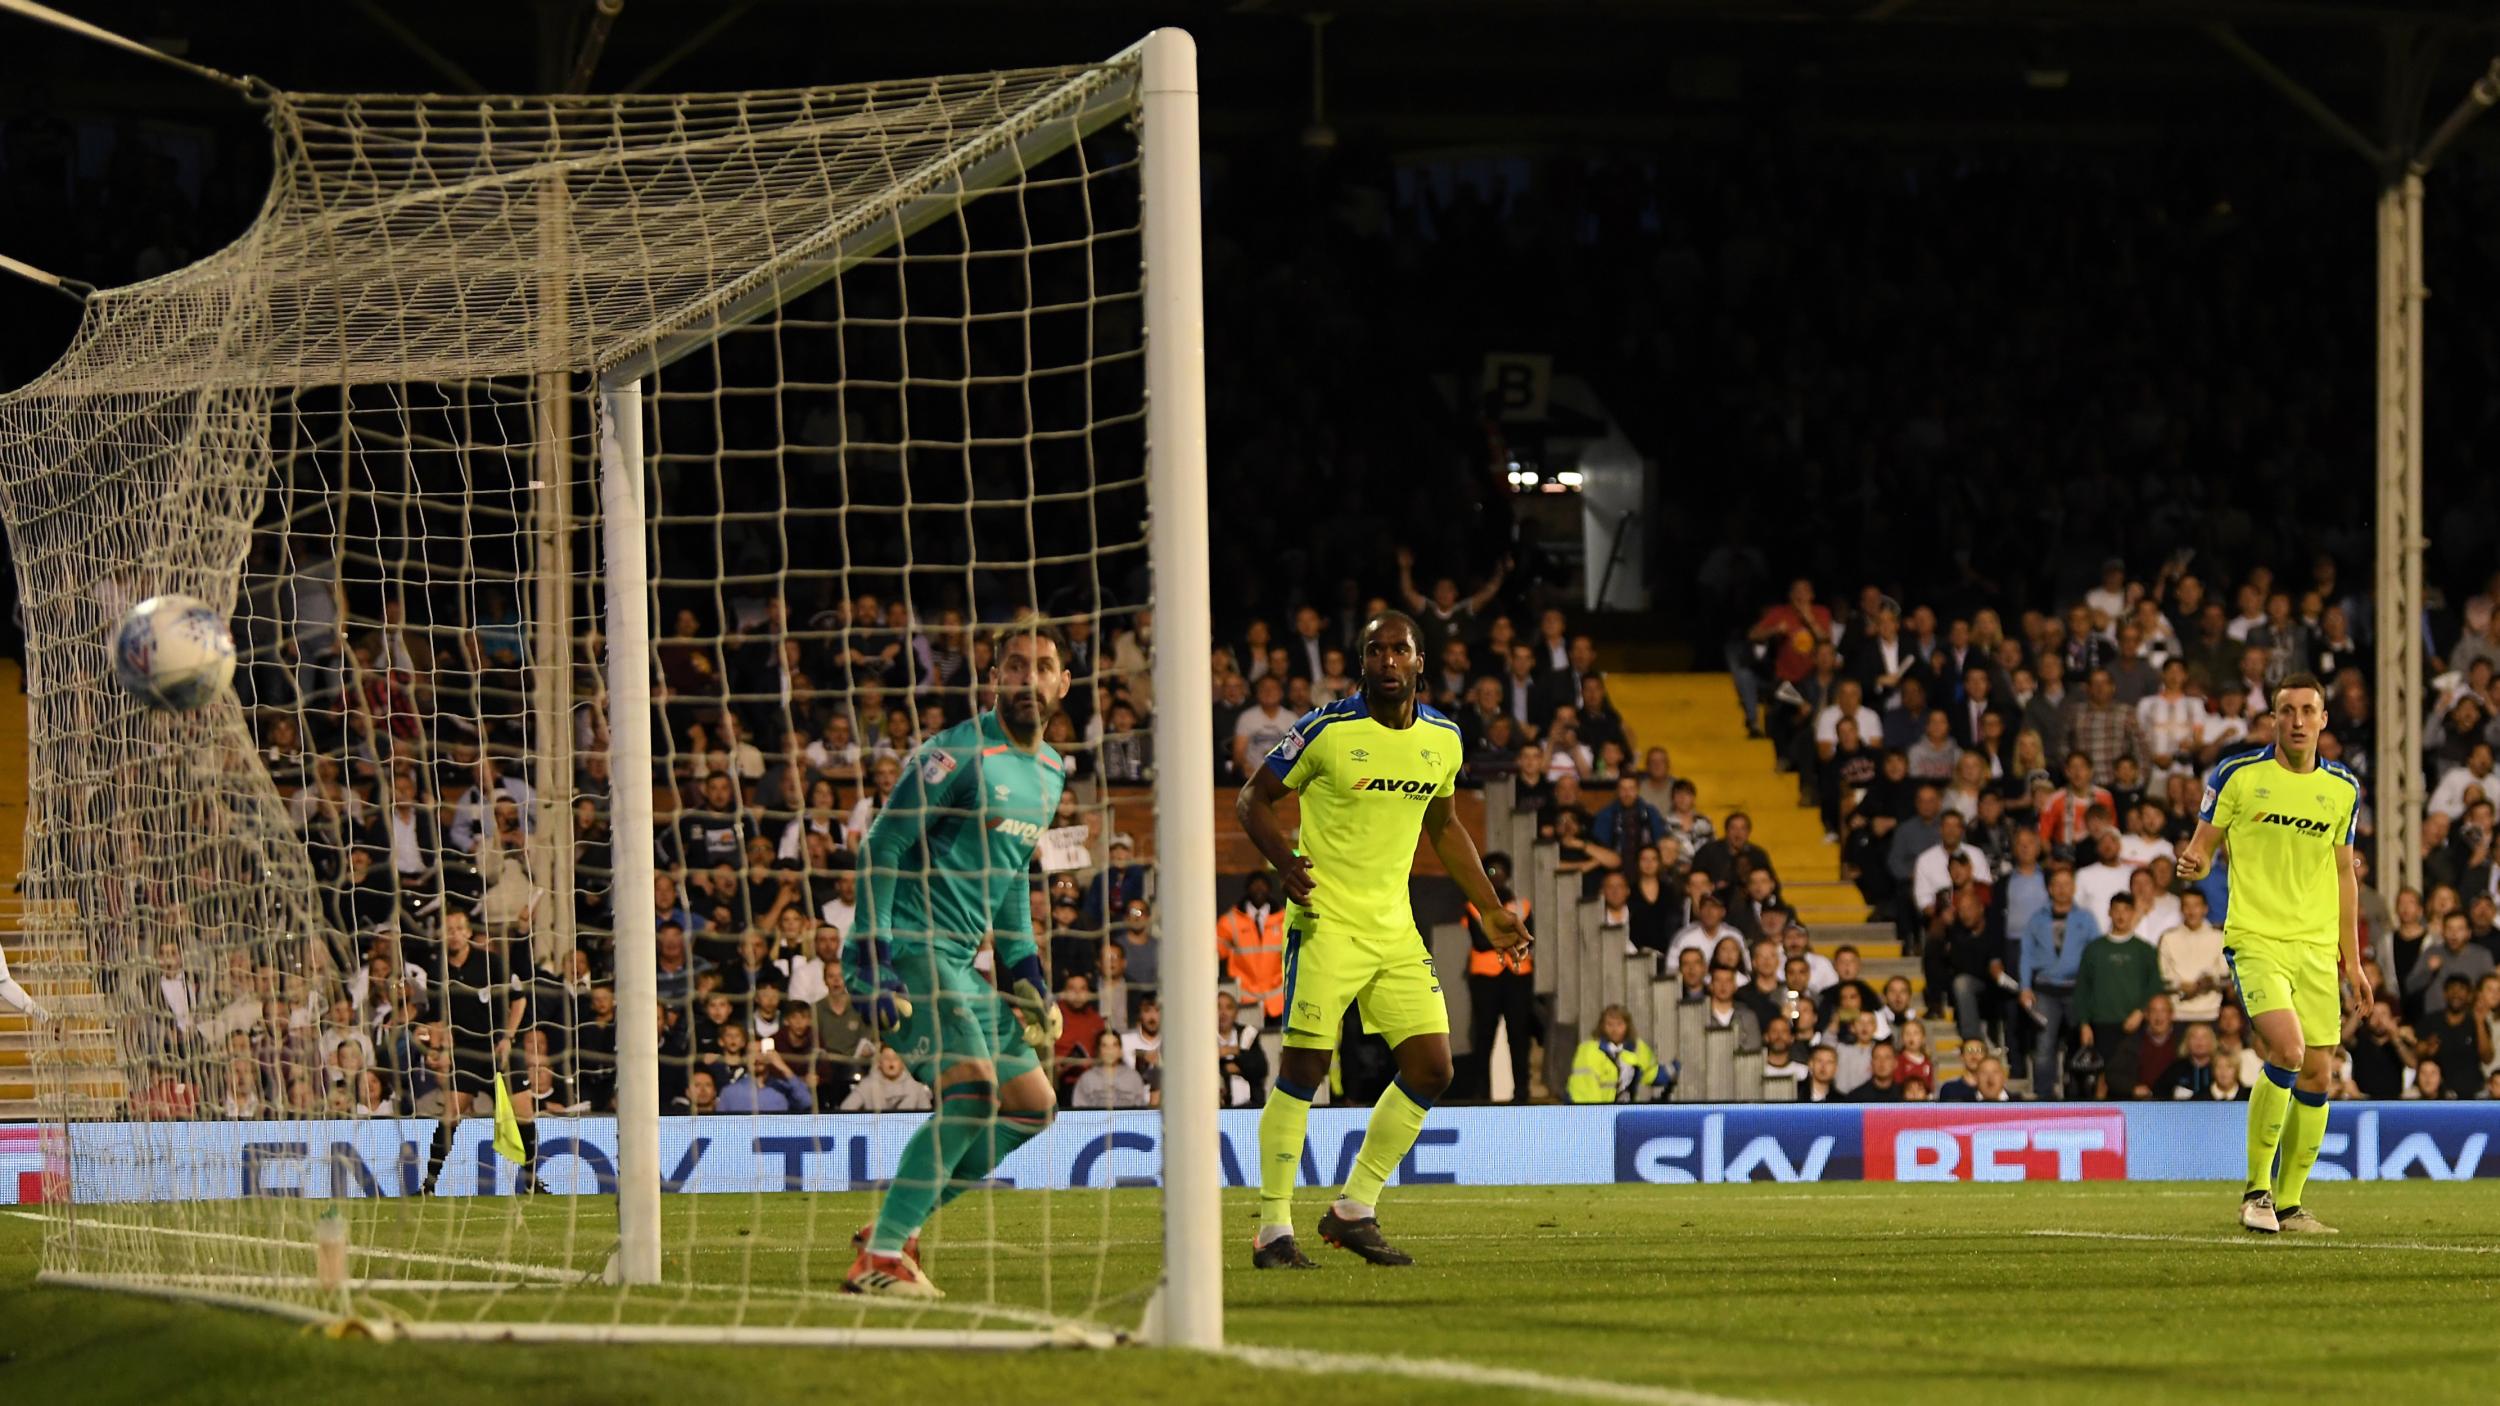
<box><xmin>1079</xmin><ymin>833</ymin><xmax>1148</xmax><ymax>932</ymax></box>
<box><xmin>2019</xmin><ymin>866</ymin><xmax>2100</xmax><ymax>1098</ymax></box>
<box><xmin>1590</xmin><ymin>775</ymin><xmax>1668</xmax><ymax>856</ymax></box>
<box><xmin>2001</xmin><ymin>828</ymin><xmax>2050</xmax><ymax>940</ymax></box>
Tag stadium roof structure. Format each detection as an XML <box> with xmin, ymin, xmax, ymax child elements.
<box><xmin>15</xmin><ymin>1</ymin><xmax>2497</xmax><ymax>141</ymax></box>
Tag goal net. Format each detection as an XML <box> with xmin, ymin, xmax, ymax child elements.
<box><xmin>0</xmin><ymin>32</ymin><xmax>1217</xmax><ymax>1348</ymax></box>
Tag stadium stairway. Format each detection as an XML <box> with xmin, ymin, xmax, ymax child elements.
<box><xmin>1605</xmin><ymin>673</ymin><xmax>1964</xmax><ymax>1087</ymax></box>
<box><xmin>0</xmin><ymin>658</ymin><xmax>123</xmax><ymax>1122</ymax></box>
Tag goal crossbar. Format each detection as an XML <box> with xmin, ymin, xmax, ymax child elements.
<box><xmin>608</xmin><ymin>55</ymin><xmax>1144</xmax><ymax>384</ymax></box>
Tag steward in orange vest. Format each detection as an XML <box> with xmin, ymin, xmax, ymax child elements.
<box><xmin>1216</xmin><ymin>872</ymin><xmax>1289</xmax><ymax>1018</ymax></box>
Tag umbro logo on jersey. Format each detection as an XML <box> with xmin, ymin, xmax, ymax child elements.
<box><xmin>2254</xmin><ymin>811</ymin><xmax>2331</xmax><ymax>835</ymax></box>
<box><xmin>1352</xmin><ymin>777</ymin><xmax>1434</xmax><ymax>796</ymax></box>
<box><xmin>1350</xmin><ymin>748</ymin><xmax>1369</xmax><ymax>761</ymax></box>
<box><xmin>993</xmin><ymin>783</ymin><xmax>1011</xmax><ymax>801</ymax></box>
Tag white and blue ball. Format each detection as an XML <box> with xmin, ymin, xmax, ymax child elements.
<box><xmin>112</xmin><ymin>594</ymin><xmax>237</xmax><ymax>711</ymax></box>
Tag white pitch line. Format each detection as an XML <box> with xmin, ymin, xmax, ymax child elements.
<box><xmin>1223</xmin><ymin>1345</ymin><xmax>1791</xmax><ymax>1406</ymax></box>
<box><xmin>142</xmin><ymin>1275</ymin><xmax>525</xmax><ymax>1293</ymax></box>
<box><xmin>2028</xmin><ymin>1229</ymin><xmax>2500</xmax><ymax>1255</ymax></box>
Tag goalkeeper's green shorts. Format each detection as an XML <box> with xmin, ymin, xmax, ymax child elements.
<box><xmin>886</xmin><ymin>945</ymin><xmax>1043</xmax><ymax>1089</ymax></box>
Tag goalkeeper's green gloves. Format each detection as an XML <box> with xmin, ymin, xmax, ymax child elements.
<box><xmin>1003</xmin><ymin>953</ymin><xmax>1062</xmax><ymax>1053</ymax></box>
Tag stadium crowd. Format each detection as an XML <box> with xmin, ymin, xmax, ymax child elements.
<box><xmin>143</xmin><ymin>523</ymin><xmax>2500</xmax><ymax>1123</ymax></box>
<box><xmin>1692</xmin><ymin>555</ymin><xmax>2500</xmax><ymax>1103</ymax></box>
<box><xmin>18</xmin><ymin>112</ymin><xmax>2500</xmax><ymax>1121</ymax></box>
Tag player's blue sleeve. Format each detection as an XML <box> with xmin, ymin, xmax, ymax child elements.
<box><xmin>2329</xmin><ymin>764</ymin><xmax>2363</xmax><ymax>846</ymax></box>
<box><xmin>2197</xmin><ymin>756</ymin><xmax>2247</xmax><ymax>826</ymax></box>
<box><xmin>1264</xmin><ymin>703</ymin><xmax>1338</xmax><ymax>786</ymax></box>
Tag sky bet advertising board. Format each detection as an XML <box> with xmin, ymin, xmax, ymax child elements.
<box><xmin>12</xmin><ymin>1102</ymin><xmax>2495</xmax><ymax>1203</ymax></box>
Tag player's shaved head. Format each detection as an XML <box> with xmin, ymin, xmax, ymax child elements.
<box><xmin>1362</xmin><ymin>609</ymin><xmax>1421</xmax><ymax>651</ymax></box>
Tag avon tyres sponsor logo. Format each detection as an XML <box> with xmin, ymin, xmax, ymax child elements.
<box><xmin>988</xmin><ymin>817</ymin><xmax>1047</xmax><ymax>842</ymax></box>
<box><xmin>1864</xmin><ymin>1107</ymin><xmax>2125</xmax><ymax>1182</ymax></box>
<box><xmin>1352</xmin><ymin>777</ymin><xmax>1433</xmax><ymax>798</ymax></box>
<box><xmin>2253</xmin><ymin>812</ymin><xmax>2332</xmax><ymax>835</ymax></box>
<box><xmin>1615</xmin><ymin>1108</ymin><xmax>1864</xmax><ymax>1184</ymax></box>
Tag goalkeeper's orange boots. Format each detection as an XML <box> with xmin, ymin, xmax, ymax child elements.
<box><xmin>852</xmin><ymin>1222</ymin><xmax>921</xmax><ymax>1268</ymax></box>
<box><xmin>843</xmin><ymin>1246</ymin><xmax>943</xmax><ymax>1300</ymax></box>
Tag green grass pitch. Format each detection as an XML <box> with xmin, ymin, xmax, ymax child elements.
<box><xmin>5</xmin><ymin>1181</ymin><xmax>2498</xmax><ymax>1405</ymax></box>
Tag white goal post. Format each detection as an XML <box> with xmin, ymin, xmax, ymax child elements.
<box><xmin>0</xmin><ymin>26</ymin><xmax>1216</xmax><ymax>1350</ymax></box>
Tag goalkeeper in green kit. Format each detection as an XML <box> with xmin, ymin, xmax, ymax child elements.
<box><xmin>842</xmin><ymin>624</ymin><xmax>1071</xmax><ymax>1299</ymax></box>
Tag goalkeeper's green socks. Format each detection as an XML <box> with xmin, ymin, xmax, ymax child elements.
<box><xmin>1256</xmin><ymin>1075</ymin><xmax>1316</xmax><ymax>1241</ymax></box>
<box><xmin>871</xmin><ymin>1080</ymin><xmax>993</xmax><ymax>1255</ymax></box>
<box><xmin>2245</xmin><ymin>1062</ymin><xmax>2297</xmax><ymax>1195</ymax></box>
<box><xmin>2276</xmin><ymin>1087</ymin><xmax>2329</xmax><ymax>1211</ymax></box>
<box><xmin>1339</xmin><ymin>1077</ymin><xmax>1432</xmax><ymax>1212</ymax></box>
<box><xmin>932</xmin><ymin>1106</ymin><xmax>1051</xmax><ymax>1214</ymax></box>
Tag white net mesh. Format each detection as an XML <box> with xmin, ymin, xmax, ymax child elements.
<box><xmin>0</xmin><ymin>45</ymin><xmax>1176</xmax><ymax>1342</ymax></box>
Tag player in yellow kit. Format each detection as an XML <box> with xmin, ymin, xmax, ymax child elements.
<box><xmin>2175</xmin><ymin>672</ymin><xmax>2369</xmax><ymax>1235</ymax></box>
<box><xmin>1237</xmin><ymin>611</ymin><xmax>1529</xmax><ymax>1268</ymax></box>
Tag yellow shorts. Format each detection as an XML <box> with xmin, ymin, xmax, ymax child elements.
<box><xmin>1278</xmin><ymin>918</ymin><xmax>1450</xmax><ymax>1052</ymax></box>
<box><xmin>2225</xmin><ymin>935</ymin><xmax>2342</xmax><ymax>1050</ymax></box>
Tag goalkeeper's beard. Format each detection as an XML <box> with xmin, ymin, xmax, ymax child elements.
<box><xmin>998</xmin><ymin>691</ymin><xmax>1054</xmax><ymax>745</ymax></box>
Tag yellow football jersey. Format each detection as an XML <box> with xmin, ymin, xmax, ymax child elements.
<box><xmin>2200</xmin><ymin>745</ymin><xmax>2360</xmax><ymax>948</ymax></box>
<box><xmin>1265</xmin><ymin>696</ymin><xmax>1464</xmax><ymax>938</ymax></box>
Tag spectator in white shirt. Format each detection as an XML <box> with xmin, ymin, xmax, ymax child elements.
<box><xmin>1230</xmin><ymin>674</ymin><xmax>1295</xmax><ymax>780</ymax></box>
<box><xmin>448</xmin><ymin>756</ymin><xmax>536</xmax><ymax>854</ymax></box>
<box><xmin>2134</xmin><ymin>660</ymin><xmax>2208</xmax><ymax>780</ymax></box>
<box><xmin>2157</xmin><ymin>889</ymin><xmax>2231</xmax><ymax>1023</ymax></box>
<box><xmin>841</xmin><ymin>1045</ymin><xmax>933</xmax><ymax>1112</ymax></box>
<box><xmin>818</xmin><ymin>869</ymin><xmax>859</xmax><ymax>934</ymax></box>
<box><xmin>1666</xmin><ymin>894</ymin><xmax>1746</xmax><ymax>971</ymax></box>
<box><xmin>2072</xmin><ymin>830</ymin><xmax>2133</xmax><ymax>936</ymax></box>
<box><xmin>1780</xmin><ymin>926</ymin><xmax>1841</xmax><ymax>995</ymax></box>
<box><xmin>2084</xmin><ymin>560</ymin><xmax>2128</xmax><ymax>632</ymax></box>
<box><xmin>1912</xmin><ymin>812</ymin><xmax>1992</xmax><ymax>915</ymax></box>
<box><xmin>2117</xmin><ymin>802</ymin><xmax>2176</xmax><ymax>870</ymax></box>
<box><xmin>779</xmin><ymin>926</ymin><xmax>841</xmax><ymax>1008</ymax></box>
<box><xmin>2428</xmin><ymin>742</ymin><xmax>2498</xmax><ymax>822</ymax></box>
<box><xmin>1758</xmin><ymin>1017</ymin><xmax>1808</xmax><ymax>1084</ymax></box>
<box><xmin>1118</xmin><ymin>997</ymin><xmax>1164</xmax><ymax>1089</ymax></box>
<box><xmin>2225</xmin><ymin>582</ymin><xmax>2266</xmax><ymax>641</ymax></box>
<box><xmin>345</xmin><ymin>935</ymin><xmax>428</xmax><ymax>1018</ymax></box>
<box><xmin>2129</xmin><ymin>868</ymin><xmax>2182</xmax><ymax>949</ymax></box>
<box><xmin>1073</xmin><ymin>1030</ymin><xmax>1154</xmax><ymax>1109</ymax></box>
<box><xmin>2128</xmin><ymin>597</ymin><xmax>2181</xmax><ymax>667</ymax></box>
<box><xmin>846</xmin><ymin>755</ymin><xmax>902</xmax><ymax>846</ymax></box>
<box><xmin>1814</xmin><ymin>678</ymin><xmax>1883</xmax><ymax>760</ymax></box>
<box><xmin>804</xmin><ymin>712</ymin><xmax>864</xmax><ymax>778</ymax></box>
<box><xmin>1599</xmin><ymin>870</ymin><xmax>1637</xmax><ymax>955</ymax></box>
